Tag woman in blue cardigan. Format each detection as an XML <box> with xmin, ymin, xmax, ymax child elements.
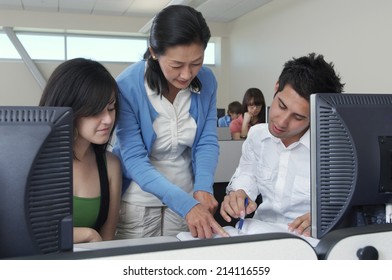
<box><xmin>112</xmin><ymin>5</ymin><xmax>228</xmax><ymax>239</ymax></box>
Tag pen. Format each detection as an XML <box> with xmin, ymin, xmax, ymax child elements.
<box><xmin>238</xmin><ymin>197</ymin><xmax>249</xmax><ymax>234</ymax></box>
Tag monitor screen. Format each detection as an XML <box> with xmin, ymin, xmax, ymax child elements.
<box><xmin>0</xmin><ymin>106</ymin><xmax>74</xmax><ymax>259</ymax></box>
<box><xmin>310</xmin><ymin>93</ymin><xmax>392</xmax><ymax>239</ymax></box>
<box><xmin>217</xmin><ymin>108</ymin><xmax>225</xmax><ymax>119</ymax></box>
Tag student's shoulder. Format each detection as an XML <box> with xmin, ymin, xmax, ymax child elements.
<box><xmin>105</xmin><ymin>151</ymin><xmax>122</xmax><ymax>186</ymax></box>
<box><xmin>230</xmin><ymin>115</ymin><xmax>242</xmax><ymax>126</ymax></box>
<box><xmin>218</xmin><ymin>115</ymin><xmax>228</xmax><ymax>123</ymax></box>
<box><xmin>248</xmin><ymin>123</ymin><xmax>269</xmax><ymax>138</ymax></box>
<box><xmin>105</xmin><ymin>151</ymin><xmax>121</xmax><ymax>168</ymax></box>
<box><xmin>250</xmin><ymin>123</ymin><xmax>268</xmax><ymax>131</ymax></box>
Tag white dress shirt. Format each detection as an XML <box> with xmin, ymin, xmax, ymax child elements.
<box><xmin>227</xmin><ymin>123</ymin><xmax>310</xmax><ymax>224</ymax></box>
<box><xmin>122</xmin><ymin>84</ymin><xmax>197</xmax><ymax>206</ymax></box>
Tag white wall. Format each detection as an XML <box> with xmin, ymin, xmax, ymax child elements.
<box><xmin>2</xmin><ymin>0</ymin><xmax>392</xmax><ymax>108</ymax></box>
<box><xmin>225</xmin><ymin>0</ymin><xmax>392</xmax><ymax>106</ymax></box>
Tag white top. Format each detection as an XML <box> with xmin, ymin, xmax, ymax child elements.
<box><xmin>227</xmin><ymin>123</ymin><xmax>310</xmax><ymax>224</ymax></box>
<box><xmin>122</xmin><ymin>83</ymin><xmax>197</xmax><ymax>206</ymax></box>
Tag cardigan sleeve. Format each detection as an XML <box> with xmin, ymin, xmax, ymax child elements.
<box><xmin>192</xmin><ymin>67</ymin><xmax>220</xmax><ymax>194</ymax></box>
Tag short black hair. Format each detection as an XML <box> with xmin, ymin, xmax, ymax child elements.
<box><xmin>228</xmin><ymin>101</ymin><xmax>242</xmax><ymax>115</ymax></box>
<box><xmin>277</xmin><ymin>53</ymin><xmax>345</xmax><ymax>101</ymax></box>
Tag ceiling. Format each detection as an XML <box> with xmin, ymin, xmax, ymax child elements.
<box><xmin>0</xmin><ymin>0</ymin><xmax>272</xmax><ymax>23</ymax></box>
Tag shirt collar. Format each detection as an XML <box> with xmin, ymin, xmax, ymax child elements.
<box><xmin>298</xmin><ymin>128</ymin><xmax>310</xmax><ymax>150</ymax></box>
<box><xmin>268</xmin><ymin>127</ymin><xmax>310</xmax><ymax>150</ymax></box>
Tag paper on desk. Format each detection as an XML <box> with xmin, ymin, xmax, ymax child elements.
<box><xmin>176</xmin><ymin>218</ymin><xmax>319</xmax><ymax>247</ymax></box>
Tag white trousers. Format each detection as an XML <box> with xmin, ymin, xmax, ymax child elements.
<box><xmin>115</xmin><ymin>201</ymin><xmax>189</xmax><ymax>239</ymax></box>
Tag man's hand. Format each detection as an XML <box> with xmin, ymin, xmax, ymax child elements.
<box><xmin>220</xmin><ymin>189</ymin><xmax>257</xmax><ymax>222</ymax></box>
<box><xmin>288</xmin><ymin>212</ymin><xmax>311</xmax><ymax>236</ymax></box>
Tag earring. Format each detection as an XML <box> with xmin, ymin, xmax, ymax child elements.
<box><xmin>152</xmin><ymin>55</ymin><xmax>157</xmax><ymax>60</ymax></box>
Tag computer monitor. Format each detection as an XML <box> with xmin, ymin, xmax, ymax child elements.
<box><xmin>265</xmin><ymin>106</ymin><xmax>270</xmax><ymax>123</ymax></box>
<box><xmin>217</xmin><ymin>108</ymin><xmax>225</xmax><ymax>119</ymax></box>
<box><xmin>310</xmin><ymin>93</ymin><xmax>392</xmax><ymax>239</ymax></box>
<box><xmin>0</xmin><ymin>106</ymin><xmax>74</xmax><ymax>259</ymax></box>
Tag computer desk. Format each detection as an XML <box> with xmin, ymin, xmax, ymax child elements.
<box><xmin>20</xmin><ymin>226</ymin><xmax>392</xmax><ymax>260</ymax></box>
<box><xmin>71</xmin><ymin>225</ymin><xmax>392</xmax><ymax>261</ymax></box>
<box><xmin>62</xmin><ymin>233</ymin><xmax>318</xmax><ymax>260</ymax></box>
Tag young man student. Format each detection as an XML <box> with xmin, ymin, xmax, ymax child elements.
<box><xmin>220</xmin><ymin>53</ymin><xmax>345</xmax><ymax>237</ymax></box>
<box><xmin>218</xmin><ymin>101</ymin><xmax>242</xmax><ymax>127</ymax></box>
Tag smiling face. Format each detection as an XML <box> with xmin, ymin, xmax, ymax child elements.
<box><xmin>268</xmin><ymin>83</ymin><xmax>310</xmax><ymax>147</ymax></box>
<box><xmin>152</xmin><ymin>43</ymin><xmax>204</xmax><ymax>92</ymax></box>
<box><xmin>75</xmin><ymin>98</ymin><xmax>116</xmax><ymax>145</ymax></box>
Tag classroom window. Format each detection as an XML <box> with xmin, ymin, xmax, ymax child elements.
<box><xmin>66</xmin><ymin>36</ymin><xmax>147</xmax><ymax>62</ymax></box>
<box><xmin>0</xmin><ymin>30</ymin><xmax>216</xmax><ymax>65</ymax></box>
<box><xmin>18</xmin><ymin>34</ymin><xmax>65</xmax><ymax>60</ymax></box>
<box><xmin>0</xmin><ymin>33</ymin><xmax>21</xmax><ymax>59</ymax></box>
<box><xmin>204</xmin><ymin>42</ymin><xmax>215</xmax><ymax>65</ymax></box>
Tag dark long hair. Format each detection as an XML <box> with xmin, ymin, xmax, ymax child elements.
<box><xmin>39</xmin><ymin>58</ymin><xmax>120</xmax><ymax>152</ymax></box>
<box><xmin>242</xmin><ymin>88</ymin><xmax>266</xmax><ymax>123</ymax></box>
<box><xmin>143</xmin><ymin>5</ymin><xmax>211</xmax><ymax>95</ymax></box>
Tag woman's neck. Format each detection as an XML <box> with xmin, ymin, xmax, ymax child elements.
<box><xmin>164</xmin><ymin>83</ymin><xmax>181</xmax><ymax>104</ymax></box>
<box><xmin>74</xmin><ymin>139</ymin><xmax>93</xmax><ymax>161</ymax></box>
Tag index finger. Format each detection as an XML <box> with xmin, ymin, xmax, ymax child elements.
<box><xmin>211</xmin><ymin>220</ymin><xmax>229</xmax><ymax>237</ymax></box>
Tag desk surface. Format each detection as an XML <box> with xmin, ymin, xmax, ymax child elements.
<box><xmin>74</xmin><ymin>236</ymin><xmax>179</xmax><ymax>252</ymax></box>
<box><xmin>65</xmin><ymin>233</ymin><xmax>319</xmax><ymax>260</ymax></box>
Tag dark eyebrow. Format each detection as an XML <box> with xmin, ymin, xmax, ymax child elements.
<box><xmin>278</xmin><ymin>96</ymin><xmax>308</xmax><ymax>120</ymax></box>
<box><xmin>294</xmin><ymin>113</ymin><xmax>308</xmax><ymax>120</ymax></box>
<box><xmin>108</xmin><ymin>97</ymin><xmax>116</xmax><ymax>104</ymax></box>
<box><xmin>277</xmin><ymin>97</ymin><xmax>287</xmax><ymax>108</ymax></box>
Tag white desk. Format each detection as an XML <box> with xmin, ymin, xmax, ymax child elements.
<box><xmin>70</xmin><ymin>233</ymin><xmax>319</xmax><ymax>260</ymax></box>
<box><xmin>217</xmin><ymin>127</ymin><xmax>231</xmax><ymax>141</ymax></box>
<box><xmin>74</xmin><ymin>236</ymin><xmax>179</xmax><ymax>252</ymax></box>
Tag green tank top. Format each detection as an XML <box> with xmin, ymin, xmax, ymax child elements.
<box><xmin>73</xmin><ymin>196</ymin><xmax>101</xmax><ymax>228</ymax></box>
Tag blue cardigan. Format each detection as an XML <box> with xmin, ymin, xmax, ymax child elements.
<box><xmin>112</xmin><ymin>60</ymin><xmax>219</xmax><ymax>218</ymax></box>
